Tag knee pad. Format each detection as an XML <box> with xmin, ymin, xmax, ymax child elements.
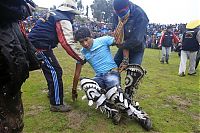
<box><xmin>125</xmin><ymin>64</ymin><xmax>146</xmax><ymax>89</ymax></box>
<box><xmin>80</xmin><ymin>78</ymin><xmax>106</xmax><ymax>108</ymax></box>
<box><xmin>105</xmin><ymin>85</ymin><xmax>122</xmax><ymax>102</ymax></box>
<box><xmin>106</xmin><ymin>85</ymin><xmax>129</xmax><ymax>110</ymax></box>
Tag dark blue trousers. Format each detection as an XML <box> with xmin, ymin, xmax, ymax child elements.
<box><xmin>40</xmin><ymin>50</ymin><xmax>64</xmax><ymax>105</ymax></box>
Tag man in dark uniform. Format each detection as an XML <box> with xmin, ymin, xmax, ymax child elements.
<box><xmin>113</xmin><ymin>0</ymin><xmax>149</xmax><ymax>68</ymax></box>
<box><xmin>112</xmin><ymin>0</ymin><xmax>149</xmax><ymax>107</ymax></box>
<box><xmin>28</xmin><ymin>0</ymin><xmax>85</xmax><ymax>112</ymax></box>
<box><xmin>0</xmin><ymin>0</ymin><xmax>37</xmax><ymax>132</ymax></box>
<box><xmin>178</xmin><ymin>22</ymin><xmax>200</xmax><ymax>76</ymax></box>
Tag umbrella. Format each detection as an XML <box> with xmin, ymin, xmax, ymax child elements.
<box><xmin>186</xmin><ymin>20</ymin><xmax>200</xmax><ymax>29</ymax></box>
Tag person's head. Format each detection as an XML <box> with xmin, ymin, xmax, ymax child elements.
<box><xmin>113</xmin><ymin>0</ymin><xmax>130</xmax><ymax>18</ymax></box>
<box><xmin>57</xmin><ymin>0</ymin><xmax>81</xmax><ymax>16</ymax></box>
<box><xmin>75</xmin><ymin>27</ymin><xmax>93</xmax><ymax>49</ymax></box>
<box><xmin>167</xmin><ymin>26</ymin><xmax>172</xmax><ymax>32</ymax></box>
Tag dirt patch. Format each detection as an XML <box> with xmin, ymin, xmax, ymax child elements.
<box><xmin>26</xmin><ymin>105</ymin><xmax>44</xmax><ymax>116</ymax></box>
<box><xmin>88</xmin><ymin>118</ymin><xmax>109</xmax><ymax>133</ymax></box>
<box><xmin>166</xmin><ymin>95</ymin><xmax>192</xmax><ymax>110</ymax></box>
<box><xmin>66</xmin><ymin>110</ymin><xmax>87</xmax><ymax>129</ymax></box>
<box><xmin>190</xmin><ymin>113</ymin><xmax>200</xmax><ymax>121</ymax></box>
<box><xmin>192</xmin><ymin>125</ymin><xmax>200</xmax><ymax>133</ymax></box>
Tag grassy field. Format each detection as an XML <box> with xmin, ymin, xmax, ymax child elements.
<box><xmin>22</xmin><ymin>47</ymin><xmax>200</xmax><ymax>133</ymax></box>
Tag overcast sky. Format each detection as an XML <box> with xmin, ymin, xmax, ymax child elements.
<box><xmin>33</xmin><ymin>0</ymin><xmax>200</xmax><ymax>24</ymax></box>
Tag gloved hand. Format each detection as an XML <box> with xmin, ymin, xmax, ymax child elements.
<box><xmin>119</xmin><ymin>57</ymin><xmax>129</xmax><ymax>72</ymax></box>
<box><xmin>35</xmin><ymin>52</ymin><xmax>43</xmax><ymax>62</ymax></box>
<box><xmin>119</xmin><ymin>62</ymin><xmax>128</xmax><ymax>72</ymax></box>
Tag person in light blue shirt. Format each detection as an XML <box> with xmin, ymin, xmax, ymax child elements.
<box><xmin>72</xmin><ymin>27</ymin><xmax>152</xmax><ymax>131</ymax></box>
<box><xmin>81</xmin><ymin>35</ymin><xmax>117</xmax><ymax>75</ymax></box>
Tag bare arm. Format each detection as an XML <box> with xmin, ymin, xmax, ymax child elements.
<box><xmin>123</xmin><ymin>48</ymin><xmax>129</xmax><ymax>58</ymax></box>
<box><xmin>72</xmin><ymin>62</ymin><xmax>83</xmax><ymax>101</ymax></box>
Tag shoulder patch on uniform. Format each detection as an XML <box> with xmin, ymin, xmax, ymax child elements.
<box><xmin>185</xmin><ymin>31</ymin><xmax>193</xmax><ymax>38</ymax></box>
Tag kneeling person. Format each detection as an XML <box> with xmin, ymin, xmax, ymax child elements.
<box><xmin>72</xmin><ymin>27</ymin><xmax>152</xmax><ymax>131</ymax></box>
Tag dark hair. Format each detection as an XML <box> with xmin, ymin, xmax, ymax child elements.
<box><xmin>167</xmin><ymin>26</ymin><xmax>172</xmax><ymax>29</ymax></box>
<box><xmin>74</xmin><ymin>27</ymin><xmax>91</xmax><ymax>41</ymax></box>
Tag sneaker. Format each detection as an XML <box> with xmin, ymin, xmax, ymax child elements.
<box><xmin>112</xmin><ymin>112</ymin><xmax>121</xmax><ymax>125</ymax></box>
<box><xmin>179</xmin><ymin>72</ymin><xmax>185</xmax><ymax>77</ymax></box>
<box><xmin>50</xmin><ymin>103</ymin><xmax>72</xmax><ymax>112</ymax></box>
<box><xmin>188</xmin><ymin>72</ymin><xmax>196</xmax><ymax>76</ymax></box>
<box><xmin>139</xmin><ymin>117</ymin><xmax>152</xmax><ymax>131</ymax></box>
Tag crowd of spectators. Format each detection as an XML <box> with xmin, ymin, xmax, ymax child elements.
<box><xmin>73</xmin><ymin>21</ymin><xmax>113</xmax><ymax>38</ymax></box>
<box><xmin>146</xmin><ymin>23</ymin><xmax>186</xmax><ymax>49</ymax></box>
<box><xmin>22</xmin><ymin>10</ymin><xmax>48</xmax><ymax>33</ymax></box>
<box><xmin>22</xmin><ymin>9</ymin><xmax>186</xmax><ymax>51</ymax></box>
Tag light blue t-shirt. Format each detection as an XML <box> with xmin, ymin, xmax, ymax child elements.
<box><xmin>82</xmin><ymin>36</ymin><xmax>117</xmax><ymax>75</ymax></box>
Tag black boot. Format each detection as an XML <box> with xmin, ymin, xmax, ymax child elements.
<box><xmin>138</xmin><ymin>116</ymin><xmax>152</xmax><ymax>131</ymax></box>
<box><xmin>124</xmin><ymin>64</ymin><xmax>146</xmax><ymax>100</ymax></box>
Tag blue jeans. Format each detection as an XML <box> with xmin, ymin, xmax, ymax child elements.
<box><xmin>114</xmin><ymin>48</ymin><xmax>144</xmax><ymax>66</ymax></box>
<box><xmin>93</xmin><ymin>71</ymin><xmax>120</xmax><ymax>91</ymax></box>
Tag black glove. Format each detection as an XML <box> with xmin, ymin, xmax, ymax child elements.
<box><xmin>35</xmin><ymin>52</ymin><xmax>43</xmax><ymax>62</ymax></box>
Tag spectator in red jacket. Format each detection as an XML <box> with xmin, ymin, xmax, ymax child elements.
<box><xmin>159</xmin><ymin>26</ymin><xmax>180</xmax><ymax>64</ymax></box>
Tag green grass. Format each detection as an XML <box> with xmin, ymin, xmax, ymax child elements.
<box><xmin>22</xmin><ymin>47</ymin><xmax>200</xmax><ymax>133</ymax></box>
